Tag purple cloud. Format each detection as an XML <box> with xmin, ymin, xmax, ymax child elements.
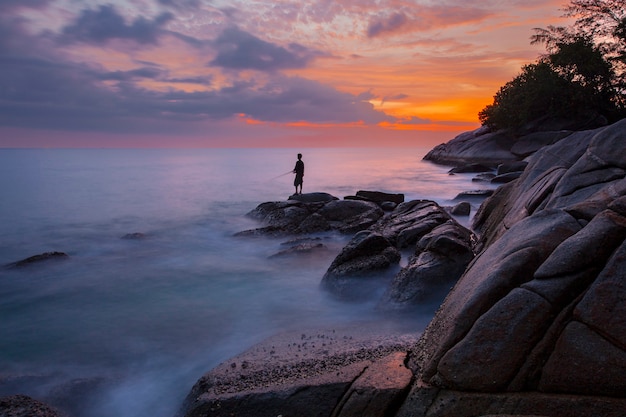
<box><xmin>0</xmin><ymin>0</ymin><xmax>50</xmax><ymax>12</ymax></box>
<box><xmin>367</xmin><ymin>12</ymin><xmax>409</xmax><ymax>38</ymax></box>
<box><xmin>210</xmin><ymin>27</ymin><xmax>321</xmax><ymax>71</ymax></box>
<box><xmin>60</xmin><ymin>5</ymin><xmax>173</xmax><ymax>45</ymax></box>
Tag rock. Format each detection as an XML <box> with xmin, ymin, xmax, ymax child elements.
<box><xmin>453</xmin><ymin>189</ymin><xmax>494</xmax><ymax>200</ymax></box>
<box><xmin>355</xmin><ymin>190</ymin><xmax>405</xmax><ymax>205</ymax></box>
<box><xmin>322</xmin><ymin>200</ymin><xmax>474</xmax><ymax>305</ymax></box>
<box><xmin>496</xmin><ymin>161</ymin><xmax>528</xmax><ymax>175</ymax></box>
<box><xmin>5</xmin><ymin>252</ymin><xmax>69</xmax><ymax>269</ymax></box>
<box><xmin>448</xmin><ymin>163</ymin><xmax>494</xmax><ymax>174</ymax></box>
<box><xmin>491</xmin><ymin>171</ymin><xmax>523</xmax><ymax>183</ymax></box>
<box><xmin>472</xmin><ymin>173</ymin><xmax>496</xmax><ymax>182</ymax></box>
<box><xmin>316</xmin><ymin>200</ymin><xmax>383</xmax><ymax>234</ymax></box>
<box><xmin>288</xmin><ymin>192</ymin><xmax>338</xmax><ymax>203</ymax></box>
<box><xmin>378</xmin><ymin>221</ymin><xmax>474</xmax><ymax>310</ymax></box>
<box><xmin>450</xmin><ymin>202</ymin><xmax>471</xmax><ymax>216</ymax></box>
<box><xmin>320</xmin><ymin>232</ymin><xmax>401</xmax><ymax>299</ymax></box>
<box><xmin>380</xmin><ymin>201</ymin><xmax>398</xmax><ymax>211</ymax></box>
<box><xmin>177</xmin><ymin>327</ymin><xmax>419</xmax><ymax>417</ymax></box>
<box><xmin>121</xmin><ymin>232</ymin><xmax>146</xmax><ymax>240</ymax></box>
<box><xmin>269</xmin><ymin>242</ymin><xmax>327</xmax><ymax>258</ymax></box>
<box><xmin>400</xmin><ymin>119</ymin><xmax>626</xmax><ymax>416</ymax></box>
<box><xmin>332</xmin><ymin>352</ymin><xmax>413</xmax><ymax>417</ymax></box>
<box><xmin>423</xmin><ymin>127</ymin><xmax>518</xmax><ymax>166</ymax></box>
<box><xmin>0</xmin><ymin>395</ymin><xmax>64</xmax><ymax>417</ymax></box>
<box><xmin>240</xmin><ymin>197</ymin><xmax>383</xmax><ymax>236</ymax></box>
<box><xmin>510</xmin><ymin>130</ymin><xmax>572</xmax><ymax>158</ymax></box>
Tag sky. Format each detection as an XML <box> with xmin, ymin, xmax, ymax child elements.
<box><xmin>0</xmin><ymin>0</ymin><xmax>567</xmax><ymax>148</ymax></box>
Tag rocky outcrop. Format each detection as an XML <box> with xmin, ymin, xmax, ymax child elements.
<box><xmin>399</xmin><ymin>118</ymin><xmax>626</xmax><ymax>416</ymax></box>
<box><xmin>181</xmin><ymin>119</ymin><xmax>626</xmax><ymax>417</ymax></box>
<box><xmin>177</xmin><ymin>327</ymin><xmax>418</xmax><ymax>417</ymax></box>
<box><xmin>321</xmin><ymin>200</ymin><xmax>475</xmax><ymax>305</ymax></box>
<box><xmin>237</xmin><ymin>195</ymin><xmax>383</xmax><ymax>236</ymax></box>
<box><xmin>423</xmin><ymin>124</ymin><xmax>577</xmax><ymax>166</ymax></box>
<box><xmin>378</xmin><ymin>220</ymin><xmax>474</xmax><ymax>310</ymax></box>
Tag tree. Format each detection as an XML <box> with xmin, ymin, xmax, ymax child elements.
<box><xmin>479</xmin><ymin>0</ymin><xmax>626</xmax><ymax>130</ymax></box>
<box><xmin>532</xmin><ymin>0</ymin><xmax>626</xmax><ymax>88</ymax></box>
<box><xmin>479</xmin><ymin>61</ymin><xmax>586</xmax><ymax>130</ymax></box>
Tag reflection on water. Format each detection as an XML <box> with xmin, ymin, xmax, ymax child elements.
<box><xmin>0</xmin><ymin>148</ymin><xmax>496</xmax><ymax>417</ymax></box>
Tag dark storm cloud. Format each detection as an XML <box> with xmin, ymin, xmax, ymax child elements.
<box><xmin>210</xmin><ymin>27</ymin><xmax>320</xmax><ymax>71</ymax></box>
<box><xmin>60</xmin><ymin>5</ymin><xmax>174</xmax><ymax>45</ymax></box>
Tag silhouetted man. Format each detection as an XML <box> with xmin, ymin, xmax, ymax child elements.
<box><xmin>293</xmin><ymin>153</ymin><xmax>304</xmax><ymax>195</ymax></box>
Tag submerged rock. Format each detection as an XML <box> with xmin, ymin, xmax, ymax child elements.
<box><xmin>5</xmin><ymin>252</ymin><xmax>69</xmax><ymax>269</ymax></box>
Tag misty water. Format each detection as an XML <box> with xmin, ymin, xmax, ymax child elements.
<box><xmin>0</xmin><ymin>147</ymin><xmax>496</xmax><ymax>417</ymax></box>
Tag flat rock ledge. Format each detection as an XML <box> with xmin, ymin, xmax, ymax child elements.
<box><xmin>177</xmin><ymin>327</ymin><xmax>419</xmax><ymax>417</ymax></box>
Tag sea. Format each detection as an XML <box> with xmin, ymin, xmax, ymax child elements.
<box><xmin>0</xmin><ymin>147</ymin><xmax>496</xmax><ymax>417</ymax></box>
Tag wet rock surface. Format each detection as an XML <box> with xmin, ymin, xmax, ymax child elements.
<box><xmin>407</xmin><ymin>119</ymin><xmax>626</xmax><ymax>416</ymax></box>
<box><xmin>177</xmin><ymin>326</ymin><xmax>419</xmax><ymax>417</ymax></box>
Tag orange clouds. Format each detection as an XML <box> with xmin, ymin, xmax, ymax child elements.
<box><xmin>0</xmin><ymin>0</ymin><xmax>566</xmax><ymax>147</ymax></box>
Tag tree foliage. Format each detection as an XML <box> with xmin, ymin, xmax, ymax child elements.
<box><xmin>480</xmin><ymin>0</ymin><xmax>626</xmax><ymax>131</ymax></box>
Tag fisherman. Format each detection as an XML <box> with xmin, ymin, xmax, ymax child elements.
<box><xmin>293</xmin><ymin>153</ymin><xmax>304</xmax><ymax>195</ymax></box>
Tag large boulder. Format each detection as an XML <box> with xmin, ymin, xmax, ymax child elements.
<box><xmin>423</xmin><ymin>126</ymin><xmax>519</xmax><ymax>165</ymax></box>
<box><xmin>378</xmin><ymin>220</ymin><xmax>474</xmax><ymax>310</ymax></box>
<box><xmin>321</xmin><ymin>200</ymin><xmax>469</xmax><ymax>301</ymax></box>
<box><xmin>320</xmin><ymin>232</ymin><xmax>401</xmax><ymax>299</ymax></box>
<box><xmin>398</xmin><ymin>119</ymin><xmax>626</xmax><ymax>416</ymax></box>
<box><xmin>239</xmin><ymin>195</ymin><xmax>383</xmax><ymax>236</ymax></box>
<box><xmin>177</xmin><ymin>328</ymin><xmax>418</xmax><ymax>417</ymax></box>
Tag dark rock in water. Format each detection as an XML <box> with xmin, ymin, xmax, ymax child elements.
<box><xmin>240</xmin><ymin>197</ymin><xmax>383</xmax><ymax>236</ymax></box>
<box><xmin>6</xmin><ymin>252</ymin><xmax>69</xmax><ymax>269</ymax></box>
<box><xmin>320</xmin><ymin>232</ymin><xmax>401</xmax><ymax>299</ymax></box>
<box><xmin>355</xmin><ymin>190</ymin><xmax>405</xmax><ymax>205</ymax></box>
<box><xmin>321</xmin><ymin>200</ymin><xmax>469</xmax><ymax>302</ymax></box>
<box><xmin>288</xmin><ymin>192</ymin><xmax>338</xmax><ymax>203</ymax></box>
<box><xmin>453</xmin><ymin>189</ymin><xmax>494</xmax><ymax>200</ymax></box>
<box><xmin>423</xmin><ymin>126</ymin><xmax>518</xmax><ymax>166</ymax></box>
<box><xmin>491</xmin><ymin>171</ymin><xmax>523</xmax><ymax>183</ymax></box>
<box><xmin>121</xmin><ymin>232</ymin><xmax>146</xmax><ymax>240</ymax></box>
<box><xmin>471</xmin><ymin>172</ymin><xmax>496</xmax><ymax>182</ymax></box>
<box><xmin>269</xmin><ymin>242</ymin><xmax>327</xmax><ymax>258</ymax></box>
<box><xmin>0</xmin><ymin>395</ymin><xmax>63</xmax><ymax>417</ymax></box>
<box><xmin>378</xmin><ymin>220</ymin><xmax>474</xmax><ymax>310</ymax></box>
<box><xmin>316</xmin><ymin>200</ymin><xmax>383</xmax><ymax>234</ymax></box>
<box><xmin>450</xmin><ymin>201</ymin><xmax>471</xmax><ymax>216</ymax></box>
<box><xmin>448</xmin><ymin>163</ymin><xmax>494</xmax><ymax>174</ymax></box>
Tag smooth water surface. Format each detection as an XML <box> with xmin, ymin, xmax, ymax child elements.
<box><xmin>0</xmin><ymin>148</ymin><xmax>494</xmax><ymax>417</ymax></box>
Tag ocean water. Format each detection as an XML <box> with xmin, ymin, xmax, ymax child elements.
<box><xmin>0</xmin><ymin>147</ymin><xmax>495</xmax><ymax>417</ymax></box>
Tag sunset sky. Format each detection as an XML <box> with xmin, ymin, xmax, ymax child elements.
<box><xmin>0</xmin><ymin>0</ymin><xmax>567</xmax><ymax>148</ymax></box>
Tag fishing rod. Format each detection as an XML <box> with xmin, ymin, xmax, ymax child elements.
<box><xmin>269</xmin><ymin>170</ymin><xmax>293</xmax><ymax>181</ymax></box>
